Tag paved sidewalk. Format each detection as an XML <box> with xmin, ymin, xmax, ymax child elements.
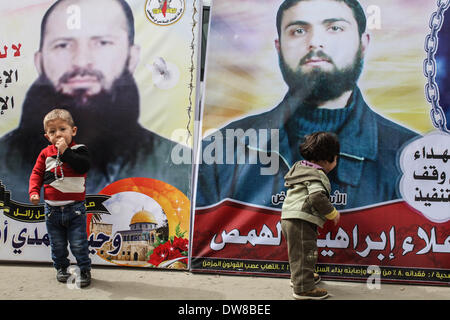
<box><xmin>0</xmin><ymin>262</ymin><xmax>448</xmax><ymax>300</ymax></box>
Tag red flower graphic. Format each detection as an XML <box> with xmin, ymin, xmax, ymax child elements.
<box><xmin>172</xmin><ymin>236</ymin><xmax>189</xmax><ymax>252</ymax></box>
<box><xmin>148</xmin><ymin>238</ymin><xmax>188</xmax><ymax>267</ymax></box>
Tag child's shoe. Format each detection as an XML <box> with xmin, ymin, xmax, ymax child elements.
<box><xmin>293</xmin><ymin>287</ymin><xmax>329</xmax><ymax>300</ymax></box>
<box><xmin>56</xmin><ymin>268</ymin><xmax>70</xmax><ymax>283</ymax></box>
<box><xmin>79</xmin><ymin>270</ymin><xmax>91</xmax><ymax>288</ymax></box>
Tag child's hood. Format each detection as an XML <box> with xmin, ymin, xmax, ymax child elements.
<box><xmin>284</xmin><ymin>160</ymin><xmax>325</xmax><ymax>187</ymax></box>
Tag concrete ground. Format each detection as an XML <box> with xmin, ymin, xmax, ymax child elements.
<box><xmin>0</xmin><ymin>262</ymin><xmax>448</xmax><ymax>300</ymax></box>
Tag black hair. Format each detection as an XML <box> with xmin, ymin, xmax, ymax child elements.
<box><xmin>276</xmin><ymin>0</ymin><xmax>367</xmax><ymax>38</ymax></box>
<box><xmin>299</xmin><ymin>131</ymin><xmax>340</xmax><ymax>163</ymax></box>
<box><xmin>39</xmin><ymin>0</ymin><xmax>135</xmax><ymax>50</ymax></box>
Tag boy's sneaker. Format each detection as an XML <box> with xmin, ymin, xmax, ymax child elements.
<box><xmin>56</xmin><ymin>268</ymin><xmax>71</xmax><ymax>283</ymax></box>
<box><xmin>293</xmin><ymin>287</ymin><xmax>329</xmax><ymax>300</ymax></box>
<box><xmin>79</xmin><ymin>270</ymin><xmax>91</xmax><ymax>288</ymax></box>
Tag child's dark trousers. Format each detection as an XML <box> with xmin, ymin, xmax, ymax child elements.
<box><xmin>44</xmin><ymin>201</ymin><xmax>91</xmax><ymax>272</ymax></box>
<box><xmin>281</xmin><ymin>218</ymin><xmax>318</xmax><ymax>294</ymax></box>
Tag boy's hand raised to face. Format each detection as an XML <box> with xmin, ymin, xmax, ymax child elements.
<box><xmin>55</xmin><ymin>137</ymin><xmax>68</xmax><ymax>154</ymax></box>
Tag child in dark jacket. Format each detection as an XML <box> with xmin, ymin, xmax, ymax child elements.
<box><xmin>29</xmin><ymin>108</ymin><xmax>91</xmax><ymax>288</ymax></box>
<box><xmin>281</xmin><ymin>131</ymin><xmax>340</xmax><ymax>300</ymax></box>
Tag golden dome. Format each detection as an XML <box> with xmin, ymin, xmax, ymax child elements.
<box><xmin>130</xmin><ymin>209</ymin><xmax>157</xmax><ymax>225</ymax></box>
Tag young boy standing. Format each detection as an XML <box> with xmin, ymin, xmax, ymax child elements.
<box><xmin>29</xmin><ymin>109</ymin><xmax>91</xmax><ymax>287</ymax></box>
<box><xmin>281</xmin><ymin>132</ymin><xmax>341</xmax><ymax>300</ymax></box>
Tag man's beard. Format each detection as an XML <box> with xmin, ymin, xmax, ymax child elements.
<box><xmin>12</xmin><ymin>69</ymin><xmax>145</xmax><ymax>172</ymax></box>
<box><xmin>278</xmin><ymin>45</ymin><xmax>364</xmax><ymax>106</ymax></box>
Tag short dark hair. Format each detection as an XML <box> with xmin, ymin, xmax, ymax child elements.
<box><xmin>276</xmin><ymin>0</ymin><xmax>367</xmax><ymax>38</ymax></box>
<box><xmin>300</xmin><ymin>131</ymin><xmax>340</xmax><ymax>163</ymax></box>
<box><xmin>39</xmin><ymin>0</ymin><xmax>135</xmax><ymax>50</ymax></box>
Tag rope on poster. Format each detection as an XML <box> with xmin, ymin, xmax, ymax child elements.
<box><xmin>186</xmin><ymin>0</ymin><xmax>198</xmax><ymax>145</ymax></box>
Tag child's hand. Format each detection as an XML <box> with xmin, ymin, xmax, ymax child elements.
<box><xmin>30</xmin><ymin>194</ymin><xmax>40</xmax><ymax>205</ymax></box>
<box><xmin>332</xmin><ymin>211</ymin><xmax>340</xmax><ymax>225</ymax></box>
<box><xmin>55</xmin><ymin>138</ymin><xmax>68</xmax><ymax>154</ymax></box>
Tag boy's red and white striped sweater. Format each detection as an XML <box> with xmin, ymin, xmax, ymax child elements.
<box><xmin>29</xmin><ymin>141</ymin><xmax>90</xmax><ymax>204</ymax></box>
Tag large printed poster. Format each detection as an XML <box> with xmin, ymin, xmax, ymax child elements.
<box><xmin>0</xmin><ymin>0</ymin><xmax>199</xmax><ymax>269</ymax></box>
<box><xmin>192</xmin><ymin>0</ymin><xmax>450</xmax><ymax>284</ymax></box>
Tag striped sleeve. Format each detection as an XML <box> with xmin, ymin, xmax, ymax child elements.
<box><xmin>29</xmin><ymin>149</ymin><xmax>46</xmax><ymax>196</ymax></box>
<box><xmin>60</xmin><ymin>144</ymin><xmax>90</xmax><ymax>174</ymax></box>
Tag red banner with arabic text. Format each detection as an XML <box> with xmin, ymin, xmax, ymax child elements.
<box><xmin>191</xmin><ymin>200</ymin><xmax>450</xmax><ymax>284</ymax></box>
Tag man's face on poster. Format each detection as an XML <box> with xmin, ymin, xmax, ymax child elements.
<box><xmin>34</xmin><ymin>0</ymin><xmax>140</xmax><ymax>104</ymax></box>
<box><xmin>275</xmin><ymin>0</ymin><xmax>369</xmax><ymax>101</ymax></box>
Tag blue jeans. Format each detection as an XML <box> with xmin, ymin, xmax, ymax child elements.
<box><xmin>44</xmin><ymin>201</ymin><xmax>91</xmax><ymax>272</ymax></box>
